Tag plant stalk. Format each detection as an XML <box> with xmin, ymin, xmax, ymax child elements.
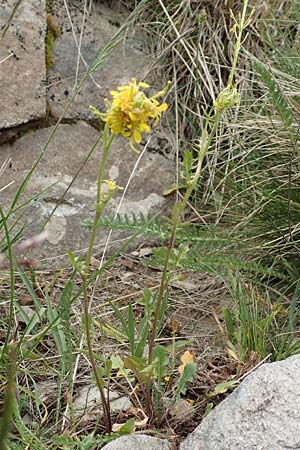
<box><xmin>148</xmin><ymin>111</ymin><xmax>221</xmax><ymax>367</ymax></box>
<box><xmin>86</xmin><ymin>129</ymin><xmax>115</xmax><ymax>267</ymax></box>
<box><xmin>82</xmin><ymin>277</ymin><xmax>112</xmax><ymax>432</ymax></box>
<box><xmin>0</xmin><ymin>347</ymin><xmax>16</xmax><ymax>450</ymax></box>
<box><xmin>228</xmin><ymin>0</ymin><xmax>250</xmax><ymax>88</ymax></box>
<box><xmin>81</xmin><ymin>125</ymin><xmax>115</xmax><ymax>433</ymax></box>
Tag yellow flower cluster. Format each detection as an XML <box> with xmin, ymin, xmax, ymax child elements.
<box><xmin>91</xmin><ymin>78</ymin><xmax>169</xmax><ymax>151</ymax></box>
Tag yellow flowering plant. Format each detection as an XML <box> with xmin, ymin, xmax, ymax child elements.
<box><xmin>80</xmin><ymin>1</ymin><xmax>249</xmax><ymax>420</ymax></box>
<box><xmin>79</xmin><ymin>0</ymin><xmax>250</xmax><ymax>424</ymax></box>
<box><xmin>90</xmin><ymin>78</ymin><xmax>170</xmax><ymax>151</ymax></box>
<box><xmin>75</xmin><ymin>79</ymin><xmax>169</xmax><ymax>432</ymax></box>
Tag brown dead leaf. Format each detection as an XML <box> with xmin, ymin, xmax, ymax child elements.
<box><xmin>138</xmin><ymin>247</ymin><xmax>153</xmax><ymax>258</ymax></box>
<box><xmin>178</xmin><ymin>350</ymin><xmax>195</xmax><ymax>375</ymax></box>
<box><xmin>171</xmin><ymin>279</ymin><xmax>199</xmax><ymax>291</ymax></box>
<box><xmin>19</xmin><ymin>294</ymin><xmax>34</xmax><ymax>306</ymax></box>
<box><xmin>111</xmin><ymin>408</ymin><xmax>148</xmax><ymax>432</ymax></box>
<box><xmin>121</xmin><ymin>258</ymin><xmax>135</xmax><ymax>270</ymax></box>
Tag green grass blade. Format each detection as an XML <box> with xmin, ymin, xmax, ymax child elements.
<box><xmin>254</xmin><ymin>61</ymin><xmax>294</xmax><ymax>133</ymax></box>
<box><xmin>135</xmin><ymin>316</ymin><xmax>149</xmax><ymax>359</ymax></box>
<box><xmin>109</xmin><ymin>302</ymin><xmax>129</xmax><ymax>337</ymax></box>
<box><xmin>16</xmin><ymin>265</ymin><xmax>43</xmax><ymax>318</ymax></box>
<box><xmin>127</xmin><ymin>303</ymin><xmax>135</xmax><ymax>355</ymax></box>
<box><xmin>0</xmin><ymin>207</ymin><xmax>15</xmax><ymax>361</ymax></box>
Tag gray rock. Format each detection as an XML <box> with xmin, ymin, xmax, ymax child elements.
<box><xmin>180</xmin><ymin>355</ymin><xmax>300</xmax><ymax>450</ymax></box>
<box><xmin>47</xmin><ymin>0</ymin><xmax>150</xmax><ymax>121</ymax></box>
<box><xmin>0</xmin><ymin>0</ymin><xmax>46</xmax><ymax>129</ymax></box>
<box><xmin>71</xmin><ymin>386</ymin><xmax>132</xmax><ymax>422</ymax></box>
<box><xmin>102</xmin><ymin>434</ymin><xmax>173</xmax><ymax>450</ymax></box>
<box><xmin>0</xmin><ymin>121</ymin><xmax>173</xmax><ymax>266</ymax></box>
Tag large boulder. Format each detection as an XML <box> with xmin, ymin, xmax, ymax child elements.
<box><xmin>102</xmin><ymin>434</ymin><xmax>174</xmax><ymax>450</ymax></box>
<box><xmin>180</xmin><ymin>355</ymin><xmax>300</xmax><ymax>450</ymax></box>
<box><xmin>0</xmin><ymin>122</ymin><xmax>173</xmax><ymax>266</ymax></box>
<box><xmin>0</xmin><ymin>0</ymin><xmax>173</xmax><ymax>268</ymax></box>
<box><xmin>0</xmin><ymin>0</ymin><xmax>47</xmax><ymax>130</ymax></box>
<box><xmin>47</xmin><ymin>0</ymin><xmax>150</xmax><ymax>121</ymax></box>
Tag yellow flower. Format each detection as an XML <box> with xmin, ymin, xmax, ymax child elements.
<box><xmin>101</xmin><ymin>179</ymin><xmax>123</xmax><ymax>203</ymax></box>
<box><xmin>91</xmin><ymin>78</ymin><xmax>169</xmax><ymax>151</ymax></box>
<box><xmin>103</xmin><ymin>179</ymin><xmax>122</xmax><ymax>192</ymax></box>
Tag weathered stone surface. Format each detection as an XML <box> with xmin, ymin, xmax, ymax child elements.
<box><xmin>180</xmin><ymin>355</ymin><xmax>300</xmax><ymax>450</ymax></box>
<box><xmin>167</xmin><ymin>398</ymin><xmax>194</xmax><ymax>424</ymax></box>
<box><xmin>0</xmin><ymin>0</ymin><xmax>46</xmax><ymax>129</ymax></box>
<box><xmin>72</xmin><ymin>386</ymin><xmax>132</xmax><ymax>422</ymax></box>
<box><xmin>47</xmin><ymin>0</ymin><xmax>150</xmax><ymax>121</ymax></box>
<box><xmin>102</xmin><ymin>434</ymin><xmax>174</xmax><ymax>450</ymax></box>
<box><xmin>0</xmin><ymin>121</ymin><xmax>173</xmax><ymax>266</ymax></box>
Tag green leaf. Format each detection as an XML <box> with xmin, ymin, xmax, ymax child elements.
<box><xmin>110</xmin><ymin>355</ymin><xmax>132</xmax><ymax>379</ymax></box>
<box><xmin>254</xmin><ymin>62</ymin><xmax>294</xmax><ymax>136</ymax></box>
<box><xmin>166</xmin><ymin>340</ymin><xmax>192</xmax><ymax>353</ymax></box>
<box><xmin>206</xmin><ymin>380</ymin><xmax>239</xmax><ymax>399</ymax></box>
<box><xmin>175</xmin><ymin>362</ymin><xmax>197</xmax><ymax>398</ymax></box>
<box><xmin>163</xmin><ymin>183</ymin><xmax>186</xmax><ymax>196</ymax></box>
<box><xmin>52</xmin><ymin>435</ymin><xmax>76</xmax><ymax>447</ymax></box>
<box><xmin>152</xmin><ymin>345</ymin><xmax>169</xmax><ymax>382</ymax></box>
<box><xmin>17</xmin><ymin>265</ymin><xmax>44</xmax><ymax>317</ymax></box>
<box><xmin>156</xmin><ymin>290</ymin><xmax>169</xmax><ymax>338</ymax></box>
<box><xmin>138</xmin><ymin>288</ymin><xmax>153</xmax><ymax>312</ymax></box>
<box><xmin>118</xmin><ymin>418</ymin><xmax>135</xmax><ymax>434</ymax></box>
<box><xmin>135</xmin><ymin>315</ymin><xmax>149</xmax><ymax>359</ymax></box>
<box><xmin>67</xmin><ymin>250</ymin><xmax>83</xmax><ymax>273</ymax></box>
<box><xmin>288</xmin><ymin>279</ymin><xmax>300</xmax><ymax>343</ymax></box>
<box><xmin>183</xmin><ymin>149</ymin><xmax>193</xmax><ymax>181</ymax></box>
<box><xmin>222</xmin><ymin>307</ymin><xmax>235</xmax><ymax>342</ymax></box>
<box><xmin>109</xmin><ymin>301</ymin><xmax>129</xmax><ymax>336</ymax></box>
<box><xmin>124</xmin><ymin>355</ymin><xmax>157</xmax><ymax>383</ymax></box>
<box><xmin>127</xmin><ymin>303</ymin><xmax>135</xmax><ymax>355</ymax></box>
<box><xmin>96</xmin><ymin>366</ymin><xmax>106</xmax><ymax>381</ymax></box>
<box><xmin>204</xmin><ymin>402</ymin><xmax>214</xmax><ymax>417</ymax></box>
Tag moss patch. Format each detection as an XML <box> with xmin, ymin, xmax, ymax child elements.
<box><xmin>45</xmin><ymin>14</ymin><xmax>60</xmax><ymax>70</ymax></box>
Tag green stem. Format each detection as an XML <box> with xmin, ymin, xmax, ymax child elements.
<box><xmin>148</xmin><ymin>112</ymin><xmax>221</xmax><ymax>367</ymax></box>
<box><xmin>148</xmin><ymin>219</ymin><xmax>177</xmax><ymax>366</ymax></box>
<box><xmin>81</xmin><ymin>125</ymin><xmax>115</xmax><ymax>433</ymax></box>
<box><xmin>82</xmin><ymin>276</ymin><xmax>112</xmax><ymax>432</ymax></box>
<box><xmin>0</xmin><ymin>207</ymin><xmax>15</xmax><ymax>363</ymax></box>
<box><xmin>0</xmin><ymin>347</ymin><xmax>16</xmax><ymax>450</ymax></box>
<box><xmin>147</xmin><ymin>1</ymin><xmax>250</xmax><ymax>419</ymax></box>
<box><xmin>85</xmin><ymin>128</ymin><xmax>115</xmax><ymax>269</ymax></box>
<box><xmin>228</xmin><ymin>0</ymin><xmax>249</xmax><ymax>88</ymax></box>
